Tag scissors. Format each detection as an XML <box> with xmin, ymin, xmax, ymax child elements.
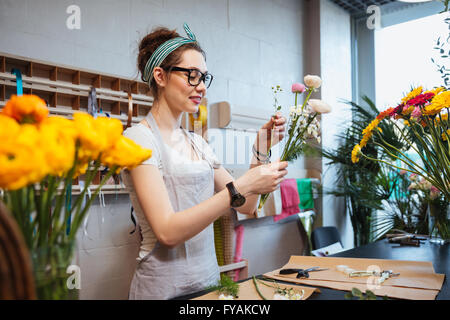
<box><xmin>279</xmin><ymin>267</ymin><xmax>329</xmax><ymax>279</ymax></box>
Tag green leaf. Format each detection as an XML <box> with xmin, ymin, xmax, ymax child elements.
<box><xmin>351</xmin><ymin>288</ymin><xmax>362</xmax><ymax>297</ymax></box>
<box><xmin>344</xmin><ymin>292</ymin><xmax>354</xmax><ymax>300</ymax></box>
<box><xmin>365</xmin><ymin>290</ymin><xmax>377</xmax><ymax>300</ymax></box>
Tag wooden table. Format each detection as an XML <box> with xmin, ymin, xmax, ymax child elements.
<box><xmin>177</xmin><ymin>239</ymin><xmax>449</xmax><ymax>300</ymax></box>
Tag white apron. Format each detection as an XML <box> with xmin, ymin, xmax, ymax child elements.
<box><xmin>128</xmin><ymin>112</ymin><xmax>220</xmax><ymax>300</ymax></box>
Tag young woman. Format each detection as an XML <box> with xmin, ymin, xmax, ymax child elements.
<box><xmin>122</xmin><ymin>24</ymin><xmax>288</xmax><ymax>299</ymax></box>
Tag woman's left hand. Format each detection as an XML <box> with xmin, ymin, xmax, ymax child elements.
<box><xmin>254</xmin><ymin>111</ymin><xmax>287</xmax><ymax>154</ymax></box>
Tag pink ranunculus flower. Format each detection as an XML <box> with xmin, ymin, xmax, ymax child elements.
<box><xmin>291</xmin><ymin>83</ymin><xmax>306</xmax><ymax>93</ymax></box>
<box><xmin>411</xmin><ymin>106</ymin><xmax>421</xmax><ymax>120</ymax></box>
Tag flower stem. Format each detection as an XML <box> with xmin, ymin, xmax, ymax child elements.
<box><xmin>252</xmin><ymin>276</ymin><xmax>267</xmax><ymax>300</ymax></box>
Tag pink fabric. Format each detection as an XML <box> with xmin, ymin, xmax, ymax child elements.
<box><xmin>233</xmin><ymin>224</ymin><xmax>245</xmax><ymax>281</ymax></box>
<box><xmin>273</xmin><ymin>178</ymin><xmax>300</xmax><ymax>222</ymax></box>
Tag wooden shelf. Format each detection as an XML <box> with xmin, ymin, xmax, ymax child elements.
<box><xmin>70</xmin><ymin>184</ymin><xmax>128</xmax><ymax>195</ymax></box>
<box><xmin>0</xmin><ymin>52</ymin><xmax>153</xmax><ymax>126</ymax></box>
<box><xmin>34</xmin><ymin>183</ymin><xmax>128</xmax><ymax>196</ymax></box>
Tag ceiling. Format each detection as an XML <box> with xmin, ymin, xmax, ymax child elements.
<box><xmin>329</xmin><ymin>0</ymin><xmax>399</xmax><ymax>15</ymax></box>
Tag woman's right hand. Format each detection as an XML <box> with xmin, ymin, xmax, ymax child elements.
<box><xmin>236</xmin><ymin>160</ymin><xmax>288</xmax><ymax>195</ymax></box>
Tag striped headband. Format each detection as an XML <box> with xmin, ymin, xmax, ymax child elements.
<box><xmin>142</xmin><ymin>23</ymin><xmax>197</xmax><ymax>86</ymax></box>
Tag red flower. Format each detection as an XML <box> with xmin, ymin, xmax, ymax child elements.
<box><xmin>406</xmin><ymin>92</ymin><xmax>434</xmax><ymax>107</ymax></box>
<box><xmin>389</xmin><ymin>104</ymin><xmax>404</xmax><ymax>118</ymax></box>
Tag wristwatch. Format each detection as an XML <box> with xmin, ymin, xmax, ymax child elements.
<box><xmin>226</xmin><ymin>182</ymin><xmax>246</xmax><ymax>208</ymax></box>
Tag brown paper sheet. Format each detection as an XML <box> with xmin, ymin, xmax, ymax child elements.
<box><xmin>193</xmin><ymin>279</ymin><xmax>320</xmax><ymax>300</ymax></box>
<box><xmin>264</xmin><ymin>273</ymin><xmax>440</xmax><ymax>300</ymax></box>
<box><xmin>263</xmin><ymin>256</ymin><xmax>445</xmax><ymax>300</ymax></box>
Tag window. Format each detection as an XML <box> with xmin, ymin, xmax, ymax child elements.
<box><xmin>375</xmin><ymin>11</ymin><xmax>449</xmax><ymax>109</ymax></box>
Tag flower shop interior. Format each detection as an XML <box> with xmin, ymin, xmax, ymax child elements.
<box><xmin>0</xmin><ymin>0</ymin><xmax>449</xmax><ymax>301</ymax></box>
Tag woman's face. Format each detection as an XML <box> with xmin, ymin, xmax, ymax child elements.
<box><xmin>161</xmin><ymin>49</ymin><xmax>208</xmax><ymax>114</ymax></box>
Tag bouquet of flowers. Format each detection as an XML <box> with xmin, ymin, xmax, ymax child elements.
<box><xmin>257</xmin><ymin>75</ymin><xmax>331</xmax><ymax>212</ymax></box>
<box><xmin>351</xmin><ymin>86</ymin><xmax>449</xmax><ymax>199</ymax></box>
<box><xmin>0</xmin><ymin>94</ymin><xmax>152</xmax><ymax>299</ymax></box>
<box><xmin>351</xmin><ymin>87</ymin><xmax>450</xmax><ymax>240</ymax></box>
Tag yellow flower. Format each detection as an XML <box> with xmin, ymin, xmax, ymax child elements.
<box><xmin>404</xmin><ymin>120</ymin><xmax>411</xmax><ymax>126</ymax></box>
<box><xmin>38</xmin><ymin>116</ymin><xmax>77</xmax><ymax>176</ymax></box>
<box><xmin>401</xmin><ymin>86</ymin><xmax>423</xmax><ymax>104</ymax></box>
<box><xmin>1</xmin><ymin>94</ymin><xmax>49</xmax><ymax>124</ymax></box>
<box><xmin>424</xmin><ymin>87</ymin><xmax>445</xmax><ymax>96</ymax></box>
<box><xmin>73</xmin><ymin>113</ymin><xmax>123</xmax><ymax>162</ymax></box>
<box><xmin>401</xmin><ymin>105</ymin><xmax>414</xmax><ymax>115</ymax></box>
<box><xmin>0</xmin><ymin>125</ymin><xmax>48</xmax><ymax>190</ymax></box>
<box><xmin>100</xmin><ymin>135</ymin><xmax>152</xmax><ymax>172</ymax></box>
<box><xmin>0</xmin><ymin>114</ymin><xmax>20</xmax><ymax>142</ymax></box>
<box><xmin>74</xmin><ymin>162</ymin><xmax>89</xmax><ymax>178</ymax></box>
<box><xmin>443</xmin><ymin>129</ymin><xmax>450</xmax><ymax>141</ymax></box>
<box><xmin>434</xmin><ymin>112</ymin><xmax>448</xmax><ymax>126</ymax></box>
<box><xmin>95</xmin><ymin>116</ymin><xmax>124</xmax><ymax>148</ymax></box>
<box><xmin>360</xmin><ymin>118</ymin><xmax>380</xmax><ymax>147</ymax></box>
<box><xmin>351</xmin><ymin>144</ymin><xmax>361</xmax><ymax>163</ymax></box>
<box><xmin>424</xmin><ymin>90</ymin><xmax>450</xmax><ymax>115</ymax></box>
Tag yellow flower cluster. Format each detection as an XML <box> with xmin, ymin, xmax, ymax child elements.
<box><xmin>360</xmin><ymin>118</ymin><xmax>381</xmax><ymax>148</ymax></box>
<box><xmin>424</xmin><ymin>91</ymin><xmax>450</xmax><ymax>115</ymax></box>
<box><xmin>0</xmin><ymin>95</ymin><xmax>152</xmax><ymax>190</ymax></box>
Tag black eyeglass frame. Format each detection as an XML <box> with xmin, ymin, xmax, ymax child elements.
<box><xmin>169</xmin><ymin>66</ymin><xmax>213</xmax><ymax>89</ymax></box>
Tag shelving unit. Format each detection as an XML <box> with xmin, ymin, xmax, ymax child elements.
<box><xmin>0</xmin><ymin>52</ymin><xmax>154</xmax><ymax>195</ymax></box>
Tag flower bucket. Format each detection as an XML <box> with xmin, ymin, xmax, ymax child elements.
<box><xmin>31</xmin><ymin>241</ymin><xmax>79</xmax><ymax>300</ymax></box>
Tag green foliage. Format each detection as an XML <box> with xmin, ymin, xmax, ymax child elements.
<box><xmin>320</xmin><ymin>96</ymin><xmax>428</xmax><ymax>246</ymax></box>
<box><xmin>344</xmin><ymin>288</ymin><xmax>388</xmax><ymax>300</ymax></box>
<box><xmin>437</xmin><ymin>0</ymin><xmax>450</xmax><ymax>13</ymax></box>
<box><xmin>431</xmin><ymin>15</ymin><xmax>450</xmax><ymax>87</ymax></box>
<box><xmin>207</xmin><ymin>274</ymin><xmax>240</xmax><ymax>298</ymax></box>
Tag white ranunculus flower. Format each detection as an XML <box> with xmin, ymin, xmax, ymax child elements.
<box><xmin>304</xmin><ymin>75</ymin><xmax>322</xmax><ymax>89</ymax></box>
<box><xmin>308</xmin><ymin>99</ymin><xmax>332</xmax><ymax>114</ymax></box>
<box><xmin>273</xmin><ymin>293</ymin><xmax>289</xmax><ymax>300</ymax></box>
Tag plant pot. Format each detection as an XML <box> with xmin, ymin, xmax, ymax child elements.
<box><xmin>31</xmin><ymin>241</ymin><xmax>79</xmax><ymax>300</ymax></box>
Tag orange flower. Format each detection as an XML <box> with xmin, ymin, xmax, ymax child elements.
<box><xmin>377</xmin><ymin>107</ymin><xmax>394</xmax><ymax>120</ymax></box>
<box><xmin>1</xmin><ymin>94</ymin><xmax>49</xmax><ymax>124</ymax></box>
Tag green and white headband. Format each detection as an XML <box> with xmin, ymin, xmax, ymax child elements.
<box><xmin>142</xmin><ymin>23</ymin><xmax>197</xmax><ymax>86</ymax></box>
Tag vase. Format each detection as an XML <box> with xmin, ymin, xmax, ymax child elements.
<box><xmin>427</xmin><ymin>202</ymin><xmax>450</xmax><ymax>245</ymax></box>
<box><xmin>31</xmin><ymin>241</ymin><xmax>79</xmax><ymax>300</ymax></box>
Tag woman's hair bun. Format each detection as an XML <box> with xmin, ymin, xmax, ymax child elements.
<box><xmin>137</xmin><ymin>27</ymin><xmax>180</xmax><ymax>82</ymax></box>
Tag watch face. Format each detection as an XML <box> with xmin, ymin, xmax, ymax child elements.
<box><xmin>232</xmin><ymin>194</ymin><xmax>246</xmax><ymax>207</ymax></box>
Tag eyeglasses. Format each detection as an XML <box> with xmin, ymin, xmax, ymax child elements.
<box><xmin>170</xmin><ymin>66</ymin><xmax>213</xmax><ymax>89</ymax></box>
